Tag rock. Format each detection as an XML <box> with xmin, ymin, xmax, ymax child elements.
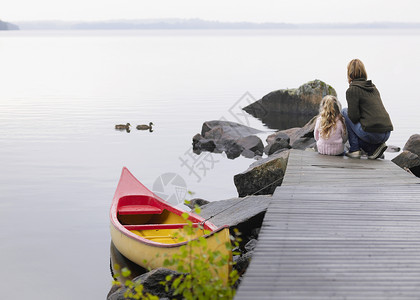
<box><xmin>403</xmin><ymin>134</ymin><xmax>420</xmax><ymax>156</ymax></box>
<box><xmin>192</xmin><ymin>120</ymin><xmax>265</xmax><ymax>159</ymax></box>
<box><xmin>291</xmin><ymin>137</ymin><xmax>316</xmax><ymax>150</ymax></box>
<box><xmin>202</xmin><ymin>127</ymin><xmax>224</xmax><ymax>142</ymax></box>
<box><xmin>392</xmin><ymin>150</ymin><xmax>420</xmax><ymax>178</ymax></box>
<box><xmin>224</xmin><ymin>139</ymin><xmax>244</xmax><ymax>159</ymax></box>
<box><xmin>264</xmin><ymin>117</ymin><xmax>317</xmax><ymax>153</ymax></box>
<box><xmin>234</xmin><ymin>150</ymin><xmax>290</xmax><ymax>197</ymax></box>
<box><xmin>107</xmin><ymin>268</ymin><xmax>181</xmax><ymax>300</ymax></box>
<box><xmin>236</xmin><ymin>135</ymin><xmax>264</xmax><ymax>157</ymax></box>
<box><xmin>386</xmin><ymin>145</ymin><xmax>401</xmax><ymax>153</ymax></box>
<box><xmin>241</xmin><ymin>149</ymin><xmax>259</xmax><ymax>159</ymax></box>
<box><xmin>107</xmin><ymin>285</ymin><xmax>120</xmax><ymax>299</ymax></box>
<box><xmin>244</xmin><ymin>239</ymin><xmax>258</xmax><ymax>252</ymax></box>
<box><xmin>137</xmin><ymin>268</ymin><xmax>180</xmax><ymax>298</ymax></box>
<box><xmin>263</xmin><ymin>132</ymin><xmax>291</xmax><ymax>155</ymax></box>
<box><xmin>391</xmin><ymin>135</ymin><xmax>420</xmax><ymax>178</ymax></box>
<box><xmin>288</xmin><ymin>116</ymin><xmax>317</xmax><ymax>146</ymax></box>
<box><xmin>243</xmin><ymin>79</ymin><xmax>336</xmax><ymax>130</ymax></box>
<box><xmin>197</xmin><ymin>195</ymin><xmax>272</xmax><ymax>228</ymax></box>
<box><xmin>266</xmin><ymin>130</ymin><xmax>293</xmax><ymax>145</ymax></box>
<box><xmin>192</xmin><ymin>134</ymin><xmax>216</xmax><ymax>152</ymax></box>
<box><xmin>263</xmin><ymin>142</ymin><xmax>290</xmax><ymax>156</ymax></box>
<box><xmin>202</xmin><ymin>120</ymin><xmax>263</xmax><ymax>139</ymax></box>
<box><xmin>185</xmin><ymin>198</ymin><xmax>210</xmax><ymax>209</ymax></box>
<box><xmin>277</xmin><ymin>127</ymin><xmax>301</xmax><ymax>143</ymax></box>
<box><xmin>250</xmin><ymin>227</ymin><xmax>261</xmax><ymax>239</ymax></box>
<box><xmin>233</xmin><ymin>252</ymin><xmax>253</xmax><ymax>276</ymax></box>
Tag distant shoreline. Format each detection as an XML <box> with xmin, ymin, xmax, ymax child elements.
<box><xmin>3</xmin><ymin>28</ymin><xmax>420</xmax><ymax>38</ymax></box>
<box><xmin>11</xmin><ymin>19</ymin><xmax>420</xmax><ymax>31</ymax></box>
<box><xmin>0</xmin><ymin>20</ymin><xmax>19</xmax><ymax>30</ymax></box>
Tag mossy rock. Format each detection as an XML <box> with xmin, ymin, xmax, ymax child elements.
<box><xmin>243</xmin><ymin>79</ymin><xmax>337</xmax><ymax>130</ymax></box>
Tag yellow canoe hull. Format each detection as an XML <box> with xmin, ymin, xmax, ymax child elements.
<box><xmin>110</xmin><ymin>223</ymin><xmax>231</xmax><ymax>284</ymax></box>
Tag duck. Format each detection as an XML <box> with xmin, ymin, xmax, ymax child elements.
<box><xmin>115</xmin><ymin>123</ymin><xmax>131</xmax><ymax>130</ymax></box>
<box><xmin>136</xmin><ymin>122</ymin><xmax>153</xmax><ymax>130</ymax></box>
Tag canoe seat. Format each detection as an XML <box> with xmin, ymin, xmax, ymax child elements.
<box><xmin>118</xmin><ymin>205</ymin><xmax>163</xmax><ymax>215</ymax></box>
<box><xmin>125</xmin><ymin>223</ymin><xmax>201</xmax><ymax>230</ymax></box>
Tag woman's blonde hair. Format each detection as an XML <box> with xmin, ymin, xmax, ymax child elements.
<box><xmin>347</xmin><ymin>59</ymin><xmax>367</xmax><ymax>83</ymax></box>
<box><xmin>318</xmin><ymin>95</ymin><xmax>346</xmax><ymax>139</ymax></box>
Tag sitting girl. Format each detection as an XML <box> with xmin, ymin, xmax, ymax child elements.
<box><xmin>314</xmin><ymin>95</ymin><xmax>348</xmax><ymax>156</ymax></box>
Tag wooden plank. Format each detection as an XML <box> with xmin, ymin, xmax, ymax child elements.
<box><xmin>235</xmin><ymin>150</ymin><xmax>420</xmax><ymax>299</ymax></box>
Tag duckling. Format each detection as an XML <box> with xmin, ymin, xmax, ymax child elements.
<box><xmin>136</xmin><ymin>122</ymin><xmax>153</xmax><ymax>130</ymax></box>
<box><xmin>115</xmin><ymin>123</ymin><xmax>131</xmax><ymax>130</ymax></box>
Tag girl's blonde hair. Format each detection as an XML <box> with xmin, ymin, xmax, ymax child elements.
<box><xmin>347</xmin><ymin>58</ymin><xmax>368</xmax><ymax>83</ymax></box>
<box><xmin>318</xmin><ymin>95</ymin><xmax>346</xmax><ymax>139</ymax></box>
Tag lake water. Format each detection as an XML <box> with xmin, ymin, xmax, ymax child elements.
<box><xmin>1</xmin><ymin>29</ymin><xmax>419</xmax><ymax>299</ymax></box>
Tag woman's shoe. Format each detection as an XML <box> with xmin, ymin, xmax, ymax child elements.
<box><xmin>368</xmin><ymin>143</ymin><xmax>387</xmax><ymax>160</ymax></box>
<box><xmin>345</xmin><ymin>150</ymin><xmax>361</xmax><ymax>158</ymax></box>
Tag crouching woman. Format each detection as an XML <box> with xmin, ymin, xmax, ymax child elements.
<box><xmin>343</xmin><ymin>59</ymin><xmax>393</xmax><ymax>159</ymax></box>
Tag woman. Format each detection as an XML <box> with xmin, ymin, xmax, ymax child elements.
<box><xmin>342</xmin><ymin>59</ymin><xmax>393</xmax><ymax>159</ymax></box>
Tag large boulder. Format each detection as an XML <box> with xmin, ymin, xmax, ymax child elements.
<box><xmin>243</xmin><ymin>79</ymin><xmax>336</xmax><ymax>130</ymax></box>
<box><xmin>403</xmin><ymin>134</ymin><xmax>420</xmax><ymax>156</ymax></box>
<box><xmin>193</xmin><ymin>120</ymin><xmax>265</xmax><ymax>159</ymax></box>
<box><xmin>392</xmin><ymin>134</ymin><xmax>420</xmax><ymax>178</ymax></box>
<box><xmin>234</xmin><ymin>150</ymin><xmax>290</xmax><ymax>197</ymax></box>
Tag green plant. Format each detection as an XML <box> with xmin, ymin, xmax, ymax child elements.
<box><xmin>112</xmin><ymin>204</ymin><xmax>240</xmax><ymax>299</ymax></box>
<box><xmin>112</xmin><ymin>264</ymin><xmax>159</xmax><ymax>300</ymax></box>
<box><xmin>161</xmin><ymin>204</ymin><xmax>240</xmax><ymax>300</ymax></box>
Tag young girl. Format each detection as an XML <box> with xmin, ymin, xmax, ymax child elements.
<box><xmin>314</xmin><ymin>95</ymin><xmax>348</xmax><ymax>156</ymax></box>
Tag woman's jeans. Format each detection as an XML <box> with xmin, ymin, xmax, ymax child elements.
<box><xmin>342</xmin><ymin>108</ymin><xmax>390</xmax><ymax>154</ymax></box>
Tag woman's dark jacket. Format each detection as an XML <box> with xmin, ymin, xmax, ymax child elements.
<box><xmin>346</xmin><ymin>78</ymin><xmax>393</xmax><ymax>133</ymax></box>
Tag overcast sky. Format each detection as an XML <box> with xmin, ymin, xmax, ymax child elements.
<box><xmin>2</xmin><ymin>0</ymin><xmax>420</xmax><ymax>23</ymax></box>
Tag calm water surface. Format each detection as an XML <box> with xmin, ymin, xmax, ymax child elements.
<box><xmin>0</xmin><ymin>30</ymin><xmax>419</xmax><ymax>299</ymax></box>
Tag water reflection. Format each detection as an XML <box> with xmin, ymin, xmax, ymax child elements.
<box><xmin>110</xmin><ymin>241</ymin><xmax>148</xmax><ymax>282</ymax></box>
<box><xmin>247</xmin><ymin>110</ymin><xmax>314</xmax><ymax>131</ymax></box>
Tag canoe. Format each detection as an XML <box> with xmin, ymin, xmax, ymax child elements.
<box><xmin>110</xmin><ymin>167</ymin><xmax>231</xmax><ymax>283</ymax></box>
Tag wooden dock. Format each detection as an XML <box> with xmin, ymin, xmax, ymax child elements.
<box><xmin>235</xmin><ymin>150</ymin><xmax>420</xmax><ymax>299</ymax></box>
